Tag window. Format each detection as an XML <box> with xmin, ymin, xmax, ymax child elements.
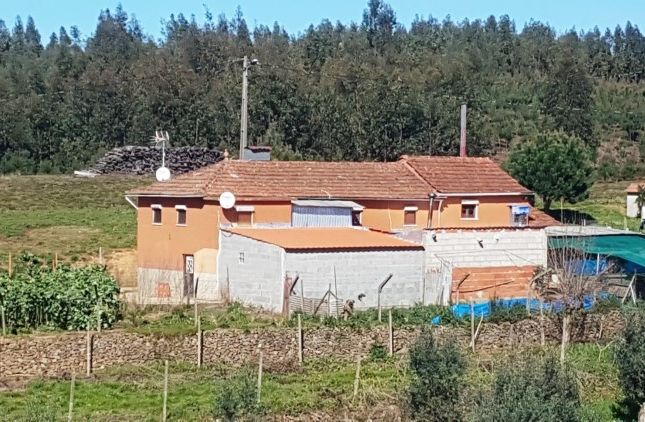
<box><xmin>238</xmin><ymin>252</ymin><xmax>245</xmax><ymax>264</ymax></box>
<box><xmin>238</xmin><ymin>212</ymin><xmax>253</xmax><ymax>226</ymax></box>
<box><xmin>152</xmin><ymin>204</ymin><xmax>162</xmax><ymax>224</ymax></box>
<box><xmin>461</xmin><ymin>201</ymin><xmax>479</xmax><ymax>220</ymax></box>
<box><xmin>352</xmin><ymin>210</ymin><xmax>362</xmax><ymax>226</ymax></box>
<box><xmin>176</xmin><ymin>205</ymin><xmax>187</xmax><ymax>226</ymax></box>
<box><xmin>404</xmin><ymin>206</ymin><xmax>418</xmax><ymax>226</ymax></box>
<box><xmin>235</xmin><ymin>205</ymin><xmax>255</xmax><ymax>227</ymax></box>
<box><xmin>511</xmin><ymin>205</ymin><xmax>530</xmax><ymax>227</ymax></box>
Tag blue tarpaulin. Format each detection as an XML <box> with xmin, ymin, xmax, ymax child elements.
<box><xmin>450</xmin><ymin>295</ymin><xmax>600</xmax><ymax>320</ymax></box>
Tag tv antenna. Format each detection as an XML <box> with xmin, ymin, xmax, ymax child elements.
<box><xmin>151</xmin><ymin>131</ymin><xmax>171</xmax><ymax>182</ymax></box>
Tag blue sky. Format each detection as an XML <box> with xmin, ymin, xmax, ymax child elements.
<box><xmin>1</xmin><ymin>0</ymin><xmax>643</xmax><ymax>42</ymax></box>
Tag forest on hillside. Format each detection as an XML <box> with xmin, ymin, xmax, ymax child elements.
<box><xmin>0</xmin><ymin>1</ymin><xmax>643</xmax><ymax>178</ymax></box>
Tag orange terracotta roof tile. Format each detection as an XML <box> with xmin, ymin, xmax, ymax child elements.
<box><xmin>225</xmin><ymin>227</ymin><xmax>424</xmax><ymax>251</ymax></box>
<box><xmin>402</xmin><ymin>156</ymin><xmax>532</xmax><ymax>194</ymax></box>
<box><xmin>626</xmin><ymin>182</ymin><xmax>645</xmax><ymax>194</ymax></box>
<box><xmin>529</xmin><ymin>209</ymin><xmax>561</xmax><ymax>228</ymax></box>
<box><xmin>129</xmin><ymin>160</ymin><xmax>431</xmax><ymax>200</ymax></box>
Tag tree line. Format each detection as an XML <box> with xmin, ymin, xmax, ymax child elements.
<box><xmin>0</xmin><ymin>1</ymin><xmax>643</xmax><ymax>176</ymax></box>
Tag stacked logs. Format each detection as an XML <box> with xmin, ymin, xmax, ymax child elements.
<box><xmin>85</xmin><ymin>146</ymin><xmax>222</xmax><ymax>175</ymax></box>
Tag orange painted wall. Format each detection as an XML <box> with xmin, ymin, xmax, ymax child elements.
<box><xmin>137</xmin><ymin>197</ymin><xmax>219</xmax><ymax>271</ymax></box>
<box><xmin>220</xmin><ymin>201</ymin><xmax>292</xmax><ymax>225</ymax></box>
<box><xmin>433</xmin><ymin>196</ymin><xmax>529</xmax><ymax>228</ymax></box>
<box><xmin>360</xmin><ymin>200</ymin><xmax>430</xmax><ymax>231</ymax></box>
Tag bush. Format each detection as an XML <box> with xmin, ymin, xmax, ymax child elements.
<box><xmin>0</xmin><ymin>254</ymin><xmax>121</xmax><ymax>331</ymax></box>
<box><xmin>407</xmin><ymin>328</ymin><xmax>466</xmax><ymax>421</ymax></box>
<box><xmin>369</xmin><ymin>342</ymin><xmax>388</xmax><ymax>361</ymax></box>
<box><xmin>476</xmin><ymin>354</ymin><xmax>581</xmax><ymax>421</ymax></box>
<box><xmin>213</xmin><ymin>370</ymin><xmax>261</xmax><ymax>421</ymax></box>
<box><xmin>615</xmin><ymin>304</ymin><xmax>645</xmax><ymax>420</ymax></box>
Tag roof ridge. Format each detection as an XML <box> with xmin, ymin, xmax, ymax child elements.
<box><xmin>399</xmin><ymin>157</ymin><xmax>437</xmax><ymax>193</ymax></box>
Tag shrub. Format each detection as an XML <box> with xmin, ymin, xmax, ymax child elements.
<box><xmin>369</xmin><ymin>342</ymin><xmax>388</xmax><ymax>361</ymax></box>
<box><xmin>615</xmin><ymin>304</ymin><xmax>645</xmax><ymax>420</ymax></box>
<box><xmin>213</xmin><ymin>369</ymin><xmax>261</xmax><ymax>421</ymax></box>
<box><xmin>477</xmin><ymin>354</ymin><xmax>581</xmax><ymax>422</ymax></box>
<box><xmin>407</xmin><ymin>328</ymin><xmax>466</xmax><ymax>421</ymax></box>
<box><xmin>0</xmin><ymin>254</ymin><xmax>121</xmax><ymax>331</ymax></box>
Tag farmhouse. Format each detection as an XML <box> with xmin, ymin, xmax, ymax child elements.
<box><xmin>126</xmin><ymin>155</ymin><xmax>559</xmax><ymax>310</ymax></box>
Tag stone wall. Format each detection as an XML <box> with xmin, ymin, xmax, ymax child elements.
<box><xmin>0</xmin><ymin>311</ymin><xmax>624</xmax><ymax>381</ymax></box>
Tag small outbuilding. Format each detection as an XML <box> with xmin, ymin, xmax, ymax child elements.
<box><xmin>218</xmin><ymin>227</ymin><xmax>425</xmax><ymax>314</ymax></box>
<box><xmin>626</xmin><ymin>182</ymin><xmax>644</xmax><ymax>218</ymax></box>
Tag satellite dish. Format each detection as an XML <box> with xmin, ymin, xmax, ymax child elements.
<box><xmin>219</xmin><ymin>191</ymin><xmax>236</xmax><ymax>209</ymax></box>
<box><xmin>155</xmin><ymin>166</ymin><xmax>171</xmax><ymax>182</ymax></box>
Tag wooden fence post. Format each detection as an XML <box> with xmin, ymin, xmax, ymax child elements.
<box><xmin>196</xmin><ymin>317</ymin><xmax>203</xmax><ymax>368</ymax></box>
<box><xmin>257</xmin><ymin>352</ymin><xmax>263</xmax><ymax>403</ymax></box>
<box><xmin>98</xmin><ymin>247</ymin><xmax>103</xmax><ymax>265</ymax></box>
<box><xmin>162</xmin><ymin>360</ymin><xmax>169</xmax><ymax>422</ymax></box>
<box><xmin>7</xmin><ymin>253</ymin><xmax>12</xmax><ymax>277</ymax></box>
<box><xmin>67</xmin><ymin>373</ymin><xmax>76</xmax><ymax>422</ymax></box>
<box><xmin>54</xmin><ymin>253</ymin><xmax>58</xmax><ymax>271</ymax></box>
<box><xmin>297</xmin><ymin>314</ymin><xmax>303</xmax><ymax>365</ymax></box>
<box><xmin>1</xmin><ymin>305</ymin><xmax>6</xmax><ymax>336</ymax></box>
<box><xmin>353</xmin><ymin>357</ymin><xmax>361</xmax><ymax>398</ymax></box>
<box><xmin>470</xmin><ymin>300</ymin><xmax>475</xmax><ymax>352</ymax></box>
<box><xmin>539</xmin><ymin>299</ymin><xmax>545</xmax><ymax>347</ymax></box>
<box><xmin>388</xmin><ymin>310</ymin><xmax>394</xmax><ymax>356</ymax></box>
<box><xmin>86</xmin><ymin>328</ymin><xmax>93</xmax><ymax>376</ymax></box>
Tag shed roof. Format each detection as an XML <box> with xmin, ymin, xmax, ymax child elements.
<box><xmin>626</xmin><ymin>182</ymin><xmax>645</xmax><ymax>194</ymax></box>
<box><xmin>225</xmin><ymin>227</ymin><xmax>424</xmax><ymax>251</ymax></box>
<box><xmin>401</xmin><ymin>156</ymin><xmax>532</xmax><ymax>195</ymax></box>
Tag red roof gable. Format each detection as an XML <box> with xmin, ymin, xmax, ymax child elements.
<box><xmin>401</xmin><ymin>156</ymin><xmax>532</xmax><ymax>195</ymax></box>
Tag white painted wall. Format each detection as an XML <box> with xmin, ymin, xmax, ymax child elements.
<box><xmin>137</xmin><ymin>268</ymin><xmax>220</xmax><ymax>305</ymax></box>
<box><xmin>423</xmin><ymin>229</ymin><xmax>548</xmax><ymax>270</ymax></box>
<box><xmin>626</xmin><ymin>194</ymin><xmax>639</xmax><ymax>218</ymax></box>
<box><xmin>285</xmin><ymin>249</ymin><xmax>424</xmax><ymax>310</ymax></box>
<box><xmin>218</xmin><ymin>233</ymin><xmax>285</xmax><ymax>312</ymax></box>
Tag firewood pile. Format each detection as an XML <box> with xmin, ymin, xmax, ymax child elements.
<box><xmin>81</xmin><ymin>146</ymin><xmax>223</xmax><ymax>176</ymax></box>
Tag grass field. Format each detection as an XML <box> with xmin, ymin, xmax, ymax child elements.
<box><xmin>0</xmin><ymin>175</ymin><xmax>146</xmax><ymax>264</ymax></box>
<box><xmin>554</xmin><ymin>181</ymin><xmax>641</xmax><ymax>231</ymax></box>
<box><xmin>0</xmin><ymin>344</ymin><xmax>623</xmax><ymax>421</ymax></box>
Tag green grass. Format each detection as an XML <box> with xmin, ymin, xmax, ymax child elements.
<box><xmin>552</xmin><ymin>181</ymin><xmax>641</xmax><ymax>231</ymax></box>
<box><xmin>0</xmin><ymin>344</ymin><xmax>623</xmax><ymax>421</ymax></box>
<box><xmin>0</xmin><ymin>359</ymin><xmax>406</xmax><ymax>421</ymax></box>
<box><xmin>0</xmin><ymin>175</ymin><xmax>146</xmax><ymax>263</ymax></box>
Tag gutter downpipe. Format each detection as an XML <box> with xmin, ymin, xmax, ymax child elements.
<box><xmin>428</xmin><ymin>194</ymin><xmax>435</xmax><ymax>229</ymax></box>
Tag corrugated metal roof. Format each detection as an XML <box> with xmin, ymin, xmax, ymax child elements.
<box><xmin>225</xmin><ymin>227</ymin><xmax>424</xmax><ymax>251</ymax></box>
<box><xmin>291</xmin><ymin>199</ymin><xmax>364</xmax><ymax>209</ymax></box>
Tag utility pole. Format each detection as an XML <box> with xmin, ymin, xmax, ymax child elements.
<box><xmin>460</xmin><ymin>104</ymin><xmax>467</xmax><ymax>157</ymax></box>
<box><xmin>239</xmin><ymin>56</ymin><xmax>249</xmax><ymax>160</ymax></box>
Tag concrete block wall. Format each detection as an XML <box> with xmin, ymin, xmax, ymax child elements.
<box><xmin>218</xmin><ymin>233</ymin><xmax>285</xmax><ymax>312</ymax></box>
<box><xmin>424</xmin><ymin>229</ymin><xmax>548</xmax><ymax>270</ymax></box>
<box><xmin>285</xmin><ymin>249</ymin><xmax>424</xmax><ymax>310</ymax></box>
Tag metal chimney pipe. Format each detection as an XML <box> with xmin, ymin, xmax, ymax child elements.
<box><xmin>460</xmin><ymin>104</ymin><xmax>467</xmax><ymax>157</ymax></box>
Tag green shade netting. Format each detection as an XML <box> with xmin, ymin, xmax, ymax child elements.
<box><xmin>549</xmin><ymin>234</ymin><xmax>645</xmax><ymax>268</ymax></box>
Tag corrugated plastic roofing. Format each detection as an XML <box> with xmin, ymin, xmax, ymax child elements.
<box><xmin>224</xmin><ymin>227</ymin><xmax>424</xmax><ymax>251</ymax></box>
